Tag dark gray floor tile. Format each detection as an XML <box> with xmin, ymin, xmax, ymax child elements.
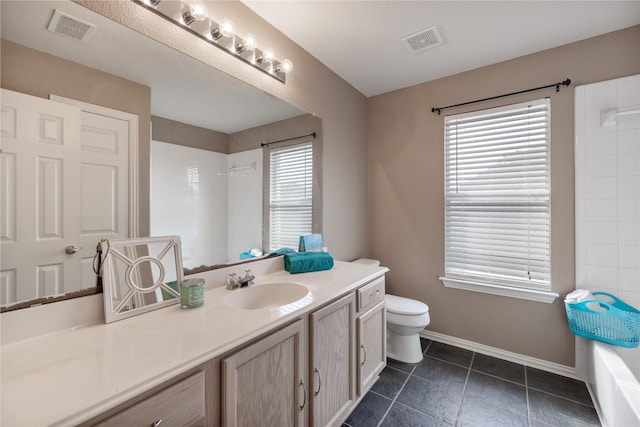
<box><xmin>425</xmin><ymin>341</ymin><xmax>473</xmax><ymax>368</ymax></box>
<box><xmin>456</xmin><ymin>395</ymin><xmax>528</xmax><ymax>427</ymax></box>
<box><xmin>421</xmin><ymin>337</ymin><xmax>432</xmax><ymax>353</ymax></box>
<box><xmin>413</xmin><ymin>356</ymin><xmax>469</xmax><ymax>386</ymax></box>
<box><xmin>471</xmin><ymin>353</ymin><xmax>525</xmax><ymax>385</ymax></box>
<box><xmin>463</xmin><ymin>371</ymin><xmax>527</xmax><ymax>416</ymax></box>
<box><xmin>388</xmin><ymin>357</ymin><xmax>418</xmax><ymax>373</ymax></box>
<box><xmin>345</xmin><ymin>391</ymin><xmax>392</xmax><ymax>427</ymax></box>
<box><xmin>380</xmin><ymin>402</ymin><xmax>452</xmax><ymax>427</ymax></box>
<box><xmin>397</xmin><ymin>374</ymin><xmax>465</xmax><ymax>424</ymax></box>
<box><xmin>528</xmin><ymin>389</ymin><xmax>601</xmax><ymax>427</ymax></box>
<box><xmin>526</xmin><ymin>367</ymin><xmax>593</xmax><ymax>405</ymax></box>
<box><xmin>371</xmin><ymin>365</ymin><xmax>410</xmax><ymax>399</ymax></box>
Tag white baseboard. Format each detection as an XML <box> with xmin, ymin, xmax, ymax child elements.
<box><xmin>420</xmin><ymin>330</ymin><xmax>579</xmax><ymax>380</ymax></box>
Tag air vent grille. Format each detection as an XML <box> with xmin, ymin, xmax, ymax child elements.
<box><xmin>401</xmin><ymin>26</ymin><xmax>445</xmax><ymax>54</ymax></box>
<box><xmin>47</xmin><ymin>10</ymin><xmax>97</xmax><ymax>43</ymax></box>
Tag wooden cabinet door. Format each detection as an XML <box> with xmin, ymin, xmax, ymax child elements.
<box><xmin>357</xmin><ymin>300</ymin><xmax>386</xmax><ymax>395</ymax></box>
<box><xmin>222</xmin><ymin>319</ymin><xmax>306</xmax><ymax>427</ymax></box>
<box><xmin>310</xmin><ymin>293</ymin><xmax>356</xmax><ymax>426</ymax></box>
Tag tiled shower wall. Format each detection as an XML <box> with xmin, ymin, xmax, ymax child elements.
<box><xmin>575</xmin><ymin>74</ymin><xmax>640</xmax><ymax>375</ymax></box>
<box><xmin>150</xmin><ymin>140</ymin><xmax>228</xmax><ymax>268</ymax></box>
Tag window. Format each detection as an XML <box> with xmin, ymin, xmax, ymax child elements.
<box><xmin>441</xmin><ymin>99</ymin><xmax>553</xmax><ymax>300</ymax></box>
<box><xmin>268</xmin><ymin>141</ymin><xmax>314</xmax><ymax>250</ymax></box>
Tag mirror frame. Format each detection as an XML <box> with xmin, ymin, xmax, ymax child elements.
<box><xmin>102</xmin><ymin>235</ymin><xmax>183</xmax><ymax>323</ymax></box>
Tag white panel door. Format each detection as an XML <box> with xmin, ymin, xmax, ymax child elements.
<box><xmin>0</xmin><ymin>88</ymin><xmax>81</xmax><ymax>304</ymax></box>
<box><xmin>79</xmin><ymin>112</ymin><xmax>129</xmax><ymax>289</ymax></box>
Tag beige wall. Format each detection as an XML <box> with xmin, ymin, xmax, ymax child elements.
<box><xmin>152</xmin><ymin>115</ymin><xmax>228</xmax><ymax>153</ymax></box>
<box><xmin>229</xmin><ymin>113</ymin><xmax>322</xmax><ymax>153</ymax></box>
<box><xmin>1</xmin><ymin>38</ymin><xmax>153</xmax><ymax>236</ymax></box>
<box><xmin>79</xmin><ymin>0</ymin><xmax>370</xmax><ymax>262</ymax></box>
<box><xmin>368</xmin><ymin>25</ymin><xmax>640</xmax><ymax>366</ymax></box>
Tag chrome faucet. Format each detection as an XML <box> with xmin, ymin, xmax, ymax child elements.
<box><xmin>239</xmin><ymin>269</ymin><xmax>255</xmax><ymax>288</ymax></box>
<box><xmin>226</xmin><ymin>269</ymin><xmax>255</xmax><ymax>290</ymax></box>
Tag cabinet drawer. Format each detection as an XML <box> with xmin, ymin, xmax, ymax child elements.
<box><xmin>96</xmin><ymin>371</ymin><xmax>206</xmax><ymax>427</ymax></box>
<box><xmin>357</xmin><ymin>276</ymin><xmax>385</xmax><ymax>311</ymax></box>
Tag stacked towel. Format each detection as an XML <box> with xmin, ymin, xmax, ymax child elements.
<box><xmin>565</xmin><ymin>289</ymin><xmax>607</xmax><ymax>312</ymax></box>
<box><xmin>284</xmin><ymin>251</ymin><xmax>334</xmax><ymax>274</ymax></box>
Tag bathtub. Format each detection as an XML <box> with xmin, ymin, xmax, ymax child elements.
<box><xmin>579</xmin><ymin>338</ymin><xmax>640</xmax><ymax>427</ymax></box>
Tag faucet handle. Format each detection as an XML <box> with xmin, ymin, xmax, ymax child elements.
<box><xmin>226</xmin><ymin>272</ymin><xmax>239</xmax><ymax>289</ymax></box>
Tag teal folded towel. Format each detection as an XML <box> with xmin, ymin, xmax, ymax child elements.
<box><xmin>268</xmin><ymin>247</ymin><xmax>297</xmax><ymax>257</ymax></box>
<box><xmin>284</xmin><ymin>251</ymin><xmax>334</xmax><ymax>274</ymax></box>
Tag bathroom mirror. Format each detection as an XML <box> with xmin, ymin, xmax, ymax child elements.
<box><xmin>101</xmin><ymin>236</ymin><xmax>183</xmax><ymax>323</ymax></box>
<box><xmin>0</xmin><ymin>1</ymin><xmax>322</xmax><ymax>311</ymax></box>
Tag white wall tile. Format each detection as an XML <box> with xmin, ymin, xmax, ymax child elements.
<box><xmin>585</xmin><ymin>131</ymin><xmax>617</xmax><ymax>156</ymax></box>
<box><xmin>617</xmin><ymin>129</ymin><xmax>640</xmax><ymax>153</ymax></box>
<box><xmin>586</xmin><ymin>243</ymin><xmax>618</xmax><ymax>267</ymax></box>
<box><xmin>618</xmin><ymin>175</ymin><xmax>640</xmax><ymax>199</ymax></box>
<box><xmin>618</xmin><ymin>222</ymin><xmax>640</xmax><ymax>246</ymax></box>
<box><xmin>585</xmin><ymin>154</ymin><xmax>616</xmax><ymax>177</ymax></box>
<box><xmin>574</xmin><ymin>86</ymin><xmax>586</xmax><ymax>115</ymax></box>
<box><xmin>617</xmin><ymin>151</ymin><xmax>640</xmax><ymax>176</ymax></box>
<box><xmin>585</xmin><ymin>199</ymin><xmax>617</xmax><ymax>222</ymax></box>
<box><xmin>585</xmin><ymin>265</ymin><xmax>618</xmax><ymax>290</ymax></box>
<box><xmin>618</xmin><ymin>244</ymin><xmax>639</xmax><ymax>268</ymax></box>
<box><xmin>618</xmin><ymin>199</ymin><xmax>640</xmax><ymax>222</ymax></box>
<box><xmin>585</xmin><ymin>221</ymin><xmax>617</xmax><ymax>244</ymax></box>
<box><xmin>617</xmin><ymin>76</ymin><xmax>640</xmax><ymax>109</ymax></box>
<box><xmin>585</xmin><ymin>177</ymin><xmax>617</xmax><ymax>200</ymax></box>
<box><xmin>578</xmin><ymin>76</ymin><xmax>640</xmax><ymax>302</ymax></box>
<box><xmin>585</xmin><ymin>80</ymin><xmax>617</xmax><ymax>113</ymax></box>
<box><xmin>618</xmin><ymin>268</ymin><xmax>640</xmax><ymax>292</ymax></box>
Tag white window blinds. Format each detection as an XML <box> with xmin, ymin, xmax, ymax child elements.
<box><xmin>444</xmin><ymin>99</ymin><xmax>551</xmax><ymax>291</ymax></box>
<box><xmin>269</xmin><ymin>141</ymin><xmax>313</xmax><ymax>250</ymax></box>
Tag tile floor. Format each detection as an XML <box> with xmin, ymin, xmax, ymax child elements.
<box><xmin>345</xmin><ymin>339</ymin><xmax>601</xmax><ymax>427</ymax></box>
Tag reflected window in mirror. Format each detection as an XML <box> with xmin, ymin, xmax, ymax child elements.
<box><xmin>264</xmin><ymin>135</ymin><xmax>322</xmax><ymax>251</ymax></box>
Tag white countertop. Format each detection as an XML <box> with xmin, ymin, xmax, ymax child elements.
<box><xmin>1</xmin><ymin>261</ymin><xmax>387</xmax><ymax>426</ymax></box>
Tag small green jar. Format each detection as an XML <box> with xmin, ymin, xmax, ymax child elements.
<box><xmin>180</xmin><ymin>278</ymin><xmax>205</xmax><ymax>308</ymax></box>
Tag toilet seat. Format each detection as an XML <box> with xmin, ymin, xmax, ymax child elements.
<box><xmin>385</xmin><ymin>294</ymin><xmax>428</xmax><ymax>316</ymax></box>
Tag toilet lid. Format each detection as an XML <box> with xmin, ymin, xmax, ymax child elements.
<box><xmin>385</xmin><ymin>294</ymin><xmax>428</xmax><ymax>315</ymax></box>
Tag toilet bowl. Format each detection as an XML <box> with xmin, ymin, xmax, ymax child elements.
<box><xmin>352</xmin><ymin>258</ymin><xmax>431</xmax><ymax>364</ymax></box>
<box><xmin>385</xmin><ymin>294</ymin><xmax>430</xmax><ymax>363</ymax></box>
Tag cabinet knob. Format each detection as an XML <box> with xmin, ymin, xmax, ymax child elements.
<box><xmin>360</xmin><ymin>344</ymin><xmax>367</xmax><ymax>366</ymax></box>
<box><xmin>151</xmin><ymin>420</ymin><xmax>162</xmax><ymax>427</ymax></box>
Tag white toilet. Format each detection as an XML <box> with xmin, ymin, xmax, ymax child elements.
<box><xmin>353</xmin><ymin>259</ymin><xmax>431</xmax><ymax>364</ymax></box>
<box><xmin>385</xmin><ymin>294</ymin><xmax>430</xmax><ymax>363</ymax></box>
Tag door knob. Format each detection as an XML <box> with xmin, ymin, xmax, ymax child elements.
<box><xmin>65</xmin><ymin>245</ymin><xmax>78</xmax><ymax>254</ymax></box>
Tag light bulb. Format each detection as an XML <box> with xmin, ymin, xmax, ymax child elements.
<box><xmin>236</xmin><ymin>33</ymin><xmax>257</xmax><ymax>53</ymax></box>
<box><xmin>243</xmin><ymin>33</ymin><xmax>257</xmax><ymax>51</ymax></box>
<box><xmin>182</xmin><ymin>0</ymin><xmax>208</xmax><ymax>25</ymax></box>
<box><xmin>276</xmin><ymin>59</ymin><xmax>293</xmax><ymax>74</ymax></box>
<box><xmin>219</xmin><ymin>18</ymin><xmax>234</xmax><ymax>37</ymax></box>
<box><xmin>211</xmin><ymin>18</ymin><xmax>234</xmax><ymax>40</ymax></box>
<box><xmin>262</xmin><ymin>47</ymin><xmax>275</xmax><ymax>63</ymax></box>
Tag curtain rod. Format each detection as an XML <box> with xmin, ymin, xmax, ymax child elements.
<box><xmin>261</xmin><ymin>132</ymin><xmax>316</xmax><ymax>147</ymax></box>
<box><xmin>431</xmin><ymin>78</ymin><xmax>571</xmax><ymax>115</ymax></box>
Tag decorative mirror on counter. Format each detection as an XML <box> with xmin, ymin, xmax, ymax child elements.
<box><xmin>102</xmin><ymin>236</ymin><xmax>183</xmax><ymax>323</ymax></box>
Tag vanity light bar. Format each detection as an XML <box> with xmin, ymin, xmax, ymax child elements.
<box><xmin>134</xmin><ymin>0</ymin><xmax>292</xmax><ymax>83</ymax></box>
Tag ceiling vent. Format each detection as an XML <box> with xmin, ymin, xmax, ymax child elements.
<box><xmin>401</xmin><ymin>26</ymin><xmax>445</xmax><ymax>54</ymax></box>
<box><xmin>47</xmin><ymin>10</ymin><xmax>97</xmax><ymax>43</ymax></box>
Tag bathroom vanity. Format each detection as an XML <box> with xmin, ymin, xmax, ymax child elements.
<box><xmin>1</xmin><ymin>260</ymin><xmax>387</xmax><ymax>426</ymax></box>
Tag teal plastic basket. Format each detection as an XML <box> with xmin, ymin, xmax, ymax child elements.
<box><xmin>564</xmin><ymin>292</ymin><xmax>640</xmax><ymax>348</ymax></box>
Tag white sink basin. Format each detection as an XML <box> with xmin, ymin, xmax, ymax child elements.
<box><xmin>224</xmin><ymin>282</ymin><xmax>309</xmax><ymax>310</ymax></box>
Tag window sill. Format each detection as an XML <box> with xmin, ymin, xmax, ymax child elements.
<box><xmin>439</xmin><ymin>277</ymin><xmax>559</xmax><ymax>304</ymax></box>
